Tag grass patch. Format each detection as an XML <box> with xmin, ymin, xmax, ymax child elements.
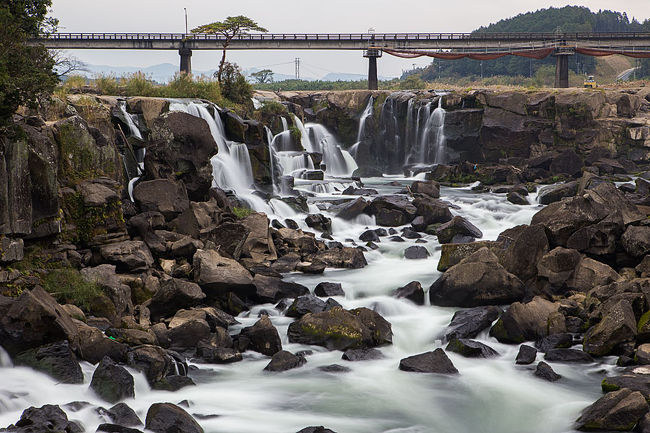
<box><xmin>232</xmin><ymin>206</ymin><xmax>253</xmax><ymax>219</ymax></box>
<box><xmin>41</xmin><ymin>268</ymin><xmax>103</xmax><ymax>310</ymax></box>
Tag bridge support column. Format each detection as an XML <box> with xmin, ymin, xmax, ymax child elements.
<box><xmin>553</xmin><ymin>47</ymin><xmax>573</xmax><ymax>88</ymax></box>
<box><xmin>364</xmin><ymin>49</ymin><xmax>382</xmax><ymax>90</ymax></box>
<box><xmin>179</xmin><ymin>47</ymin><xmax>192</xmax><ymax>75</ymax></box>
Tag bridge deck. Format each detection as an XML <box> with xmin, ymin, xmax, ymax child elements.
<box><xmin>35</xmin><ymin>32</ymin><xmax>650</xmax><ymax>51</ymax></box>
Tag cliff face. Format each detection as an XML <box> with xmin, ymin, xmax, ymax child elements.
<box><xmin>279</xmin><ymin>88</ymin><xmax>650</xmax><ymax>174</ymax></box>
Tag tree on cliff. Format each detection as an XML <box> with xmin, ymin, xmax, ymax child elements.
<box><xmin>191</xmin><ymin>16</ymin><xmax>267</xmax><ymax>84</ymax></box>
<box><xmin>0</xmin><ymin>0</ymin><xmax>59</xmax><ymax>126</ymax></box>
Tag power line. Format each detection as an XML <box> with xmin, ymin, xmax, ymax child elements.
<box><xmin>295</xmin><ymin>58</ymin><xmax>300</xmax><ymax>79</ymax></box>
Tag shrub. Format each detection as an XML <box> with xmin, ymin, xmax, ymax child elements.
<box><xmin>158</xmin><ymin>73</ymin><xmax>223</xmax><ymax>103</ymax></box>
<box><xmin>41</xmin><ymin>268</ymin><xmax>103</xmax><ymax>310</ymax></box>
<box><xmin>93</xmin><ymin>74</ymin><xmax>119</xmax><ymax>95</ymax></box>
<box><xmin>123</xmin><ymin>71</ymin><xmax>156</xmax><ymax>97</ymax></box>
<box><xmin>220</xmin><ymin>62</ymin><xmax>252</xmax><ymax>104</ymax></box>
<box><xmin>258</xmin><ymin>100</ymin><xmax>287</xmax><ymax>115</ymax></box>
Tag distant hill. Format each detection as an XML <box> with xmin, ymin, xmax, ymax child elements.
<box><xmin>405</xmin><ymin>6</ymin><xmax>650</xmax><ymax>80</ymax></box>
<box><xmin>75</xmin><ymin>63</ymin><xmax>215</xmax><ymax>83</ymax></box>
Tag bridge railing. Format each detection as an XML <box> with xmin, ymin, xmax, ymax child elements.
<box><xmin>38</xmin><ymin>32</ymin><xmax>650</xmax><ymax>42</ymax></box>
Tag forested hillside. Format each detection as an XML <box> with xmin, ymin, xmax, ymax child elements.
<box><xmin>405</xmin><ymin>6</ymin><xmax>650</xmax><ymax>81</ymax></box>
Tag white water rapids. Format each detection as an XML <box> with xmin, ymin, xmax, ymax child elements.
<box><xmin>0</xmin><ymin>99</ymin><xmax>614</xmax><ymax>433</ymax></box>
<box><xmin>0</xmin><ymin>178</ymin><xmax>610</xmax><ymax>433</ymax></box>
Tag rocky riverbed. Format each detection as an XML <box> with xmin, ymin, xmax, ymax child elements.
<box><xmin>1</xmin><ymin>87</ymin><xmax>650</xmax><ymax>433</ymax></box>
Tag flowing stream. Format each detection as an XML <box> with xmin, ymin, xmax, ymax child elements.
<box><xmin>0</xmin><ymin>98</ymin><xmax>613</xmax><ymax>433</ymax></box>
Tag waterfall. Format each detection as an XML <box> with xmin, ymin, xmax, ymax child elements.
<box><xmin>416</xmin><ymin>102</ymin><xmax>432</xmax><ymax>164</ymax></box>
<box><xmin>415</xmin><ymin>96</ymin><xmax>447</xmax><ymax>165</ymax></box>
<box><xmin>305</xmin><ymin>123</ymin><xmax>358</xmax><ymax>177</ymax></box>
<box><xmin>118</xmin><ymin>100</ymin><xmax>143</xmax><ymax>140</ymax></box>
<box><xmin>356</xmin><ymin>96</ymin><xmax>374</xmax><ymax>144</ymax></box>
<box><xmin>277</xmin><ymin>152</ymin><xmax>314</xmax><ymax>175</ymax></box>
<box><xmin>292</xmin><ymin>115</ymin><xmax>318</xmax><ymax>153</ymax></box>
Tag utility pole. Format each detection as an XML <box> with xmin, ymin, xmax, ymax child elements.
<box><xmin>184</xmin><ymin>8</ymin><xmax>188</xmax><ymax>34</ymax></box>
<box><xmin>295</xmin><ymin>58</ymin><xmax>300</xmax><ymax>80</ymax></box>
<box><xmin>480</xmin><ymin>61</ymin><xmax>483</xmax><ymax>79</ymax></box>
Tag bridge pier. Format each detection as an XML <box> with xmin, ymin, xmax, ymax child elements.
<box><xmin>553</xmin><ymin>48</ymin><xmax>572</xmax><ymax>88</ymax></box>
<box><xmin>179</xmin><ymin>47</ymin><xmax>192</xmax><ymax>75</ymax></box>
<box><xmin>364</xmin><ymin>49</ymin><xmax>382</xmax><ymax>90</ymax></box>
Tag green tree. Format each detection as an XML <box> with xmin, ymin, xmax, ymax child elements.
<box><xmin>250</xmin><ymin>69</ymin><xmax>274</xmax><ymax>84</ymax></box>
<box><xmin>220</xmin><ymin>62</ymin><xmax>252</xmax><ymax>103</ymax></box>
<box><xmin>0</xmin><ymin>0</ymin><xmax>58</xmax><ymax>125</ymax></box>
<box><xmin>191</xmin><ymin>16</ymin><xmax>267</xmax><ymax>84</ymax></box>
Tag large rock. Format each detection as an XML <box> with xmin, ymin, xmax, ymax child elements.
<box><xmin>621</xmin><ymin>225</ymin><xmax>650</xmax><ymax>258</ymax></box>
<box><xmin>126</xmin><ymin>345</ymin><xmax>174</xmax><ymax>385</ymax></box>
<box><xmin>537</xmin><ymin>181</ymin><xmax>579</xmax><ymax>205</ymax></box>
<box><xmin>193</xmin><ymin>249</ymin><xmax>254</xmax><ymax>297</ymax></box>
<box><xmin>0</xmin><ymin>286</ymin><xmax>79</xmax><ymax>356</ymax></box>
<box><xmin>238</xmin><ymin>315</ymin><xmax>282</xmax><ymax>356</ymax></box>
<box><xmin>240</xmin><ymin>213</ymin><xmax>278</xmax><ymax>263</ymax></box>
<box><xmin>569</xmin><ymin>258</ymin><xmax>622</xmax><ymax>292</ymax></box>
<box><xmin>14</xmin><ymin>340</ymin><xmax>83</xmax><ymax>384</ymax></box>
<box><xmin>368</xmin><ymin>195</ymin><xmax>417</xmax><ymax>226</ymax></box>
<box><xmin>410</xmin><ymin>180</ymin><xmax>440</xmax><ymax>198</ymax></box>
<box><xmin>429</xmin><ymin>248</ymin><xmax>524</xmax><ymax>307</ymax></box>
<box><xmin>287</xmin><ymin>307</ymin><xmax>392</xmax><ymax>351</ymax></box>
<box><xmin>394</xmin><ymin>281</ymin><xmax>425</xmax><ymax>305</ymax></box>
<box><xmin>498</xmin><ymin>224</ymin><xmax>549</xmax><ymax>281</ymax></box>
<box><xmin>75</xmin><ymin>320</ymin><xmax>128</xmax><ymax>364</ymax></box>
<box><xmin>412</xmin><ymin>197</ymin><xmax>453</xmax><ymax>225</ymax></box>
<box><xmin>398</xmin><ymin>349</ymin><xmax>458</xmax><ymax>374</ymax></box>
<box><xmin>335</xmin><ymin>198</ymin><xmax>369</xmax><ymax>220</ymax></box>
<box><xmin>444</xmin><ymin>306</ymin><xmax>501</xmax><ymax>341</ymax></box>
<box><xmin>263</xmin><ymin>350</ymin><xmax>307</xmax><ymax>372</ymax></box>
<box><xmin>99</xmin><ymin>241</ymin><xmax>154</xmax><ymax>272</ymax></box>
<box><xmin>3</xmin><ymin>404</ymin><xmax>82</xmax><ymax>433</ymax></box>
<box><xmin>133</xmin><ymin>179</ymin><xmax>190</xmax><ymax>221</ymax></box>
<box><xmin>583</xmin><ymin>299</ymin><xmax>637</xmax><ymax>357</ymax></box>
<box><xmin>436</xmin><ymin>241</ymin><xmax>498</xmax><ymax>272</ymax></box>
<box><xmin>490</xmin><ymin>297</ymin><xmax>559</xmax><ymax>344</ymax></box>
<box><xmin>146</xmin><ymin>278</ymin><xmax>206</xmax><ymax>322</ymax></box>
<box><xmin>148</xmin><ymin>111</ymin><xmax>219</xmax><ymax>201</ymax></box>
<box><xmin>576</xmin><ymin>388</ymin><xmax>648</xmax><ymax>432</ymax></box>
<box><xmin>314</xmin><ymin>282</ymin><xmax>345</xmax><ymax>297</ymax></box>
<box><xmin>536</xmin><ymin>247</ymin><xmax>582</xmax><ymax>287</ymax></box>
<box><xmin>81</xmin><ymin>264</ymin><xmax>134</xmax><ymax>321</ymax></box>
<box><xmin>145</xmin><ymin>403</ymin><xmax>204</xmax><ymax>433</ymax></box>
<box><xmin>435</xmin><ymin>216</ymin><xmax>483</xmax><ymax>244</ymax></box>
<box><xmin>311</xmin><ymin>247</ymin><xmax>367</xmax><ymax>269</ymax></box>
<box><xmin>446</xmin><ymin>338</ymin><xmax>499</xmax><ymax>358</ymax></box>
<box><xmin>286</xmin><ymin>295</ymin><xmax>327</xmax><ymax>318</ymax></box>
<box><xmin>90</xmin><ymin>357</ymin><xmax>135</xmax><ymax>403</ymax></box>
<box><xmin>252</xmin><ymin>274</ymin><xmax>309</xmax><ymax>303</ymax></box>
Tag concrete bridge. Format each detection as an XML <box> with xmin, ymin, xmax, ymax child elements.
<box><xmin>35</xmin><ymin>32</ymin><xmax>650</xmax><ymax>89</ymax></box>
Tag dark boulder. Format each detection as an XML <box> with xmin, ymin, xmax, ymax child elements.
<box><xmin>515</xmin><ymin>345</ymin><xmax>537</xmax><ymax>365</ymax></box>
<box><xmin>132</xmin><ymin>179</ymin><xmax>189</xmax><ymax>221</ymax></box>
<box><xmin>126</xmin><ymin>345</ymin><xmax>174</xmax><ymax>385</ymax></box>
<box><xmin>341</xmin><ymin>348</ymin><xmax>384</xmax><ymax>361</ymax></box>
<box><xmin>145</xmin><ymin>403</ymin><xmax>204</xmax><ymax>433</ymax></box>
<box><xmin>399</xmin><ymin>349</ymin><xmax>458</xmax><ymax>374</ymax></box>
<box><xmin>295</xmin><ymin>427</ymin><xmax>337</xmax><ymax>433</ymax></box>
<box><xmin>359</xmin><ymin>230</ymin><xmax>380</xmax><ymax>242</ymax></box>
<box><xmin>446</xmin><ymin>338</ymin><xmax>499</xmax><ymax>358</ymax></box>
<box><xmin>544</xmin><ymin>349</ymin><xmax>593</xmax><ymax>363</ymax></box>
<box><xmin>444</xmin><ymin>306</ymin><xmax>501</xmax><ymax>341</ymax></box>
<box><xmin>435</xmin><ymin>216</ymin><xmax>483</xmax><ymax>244</ymax></box>
<box><xmin>583</xmin><ymin>299</ymin><xmax>637</xmax><ymax>357</ymax></box>
<box><xmin>621</xmin><ymin>225</ymin><xmax>650</xmax><ymax>258</ymax></box>
<box><xmin>238</xmin><ymin>316</ymin><xmax>282</xmax><ymax>356</ymax></box>
<box><xmin>286</xmin><ymin>295</ymin><xmax>327</xmax><ymax>318</ymax></box>
<box><xmin>412</xmin><ymin>197</ymin><xmax>453</xmax><ymax>225</ymax></box>
<box><xmin>252</xmin><ymin>274</ymin><xmax>309</xmax><ymax>303</ymax></box>
<box><xmin>96</xmin><ymin>423</ymin><xmax>143</xmax><ymax>433</ymax></box>
<box><xmin>411</xmin><ymin>180</ymin><xmax>440</xmax><ymax>198</ymax></box>
<box><xmin>575</xmin><ymin>389</ymin><xmax>648</xmax><ymax>432</ymax></box>
<box><xmin>314</xmin><ymin>282</ymin><xmax>344</xmax><ymax>297</ymax></box>
<box><xmin>368</xmin><ymin>195</ymin><xmax>417</xmax><ymax>226</ymax></box>
<box><xmin>535</xmin><ymin>361</ymin><xmax>561</xmax><ymax>382</ymax></box>
<box><xmin>535</xmin><ymin>333</ymin><xmax>573</xmax><ymax>353</ymax></box>
<box><xmin>14</xmin><ymin>340</ymin><xmax>83</xmax><ymax>384</ymax></box>
<box><xmin>0</xmin><ymin>286</ymin><xmax>79</xmax><ymax>357</ymax></box>
<box><xmin>537</xmin><ymin>181</ymin><xmax>578</xmax><ymax>205</ymax></box>
<box><xmin>105</xmin><ymin>402</ymin><xmax>142</xmax><ymax>427</ymax></box>
<box><xmin>312</xmin><ymin>247</ymin><xmax>367</xmax><ymax>269</ymax></box>
<box><xmin>3</xmin><ymin>404</ymin><xmax>82</xmax><ymax>433</ymax></box>
<box><xmin>335</xmin><ymin>198</ymin><xmax>369</xmax><ymax>220</ymax></box>
<box><xmin>192</xmin><ymin>249</ymin><xmax>254</xmax><ymax>297</ymax></box>
<box><xmin>99</xmin><ymin>241</ymin><xmax>154</xmax><ymax>273</ymax></box>
<box><xmin>506</xmin><ymin>191</ymin><xmax>528</xmax><ymax>205</ymax></box>
<box><xmin>404</xmin><ymin>246</ymin><xmax>429</xmax><ymax>260</ymax></box>
<box><xmin>490</xmin><ymin>297</ymin><xmax>559</xmax><ymax>344</ymax></box>
<box><xmin>90</xmin><ymin>357</ymin><xmax>135</xmax><ymax>403</ymax></box>
<box><xmin>151</xmin><ymin>375</ymin><xmax>196</xmax><ymax>391</ymax></box>
<box><xmin>263</xmin><ymin>350</ymin><xmax>307</xmax><ymax>372</ymax></box>
<box><xmin>287</xmin><ymin>307</ymin><xmax>392</xmax><ymax>351</ymax></box>
<box><xmin>393</xmin><ymin>281</ymin><xmax>425</xmax><ymax>305</ymax></box>
<box><xmin>146</xmin><ymin>278</ymin><xmax>206</xmax><ymax>322</ymax></box>
<box><xmin>549</xmin><ymin>149</ymin><xmax>583</xmax><ymax>176</ymax></box>
<box><xmin>498</xmin><ymin>224</ymin><xmax>550</xmax><ymax>282</ymax></box>
<box><xmin>429</xmin><ymin>248</ymin><xmax>524</xmax><ymax>307</ymax></box>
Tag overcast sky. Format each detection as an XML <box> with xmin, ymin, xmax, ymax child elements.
<box><xmin>50</xmin><ymin>0</ymin><xmax>650</xmax><ymax>79</ymax></box>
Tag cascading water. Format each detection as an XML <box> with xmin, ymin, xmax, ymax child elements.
<box><xmin>429</xmin><ymin>96</ymin><xmax>447</xmax><ymax>165</ymax></box>
<box><xmin>117</xmin><ymin>100</ymin><xmax>143</xmax><ymax>140</ymax></box>
<box><xmin>306</xmin><ymin>123</ymin><xmax>358</xmax><ymax>177</ymax></box>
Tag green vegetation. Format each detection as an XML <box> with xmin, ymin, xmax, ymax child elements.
<box><xmin>41</xmin><ymin>268</ymin><xmax>103</xmax><ymax>310</ymax></box>
<box><xmin>232</xmin><ymin>206</ymin><xmax>253</xmax><ymax>219</ymax></box>
<box><xmin>289</xmin><ymin>125</ymin><xmax>301</xmax><ymax>143</ymax></box>
<box><xmin>258</xmin><ymin>100</ymin><xmax>287</xmax><ymax>116</ymax></box>
<box><xmin>0</xmin><ymin>0</ymin><xmax>58</xmax><ymax>126</ymax></box>
<box><xmin>191</xmin><ymin>15</ymin><xmax>267</xmax><ymax>84</ymax></box>
<box><xmin>220</xmin><ymin>62</ymin><xmax>252</xmax><ymax>103</ymax></box>
<box><xmin>250</xmin><ymin>69</ymin><xmax>274</xmax><ymax>84</ymax></box>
